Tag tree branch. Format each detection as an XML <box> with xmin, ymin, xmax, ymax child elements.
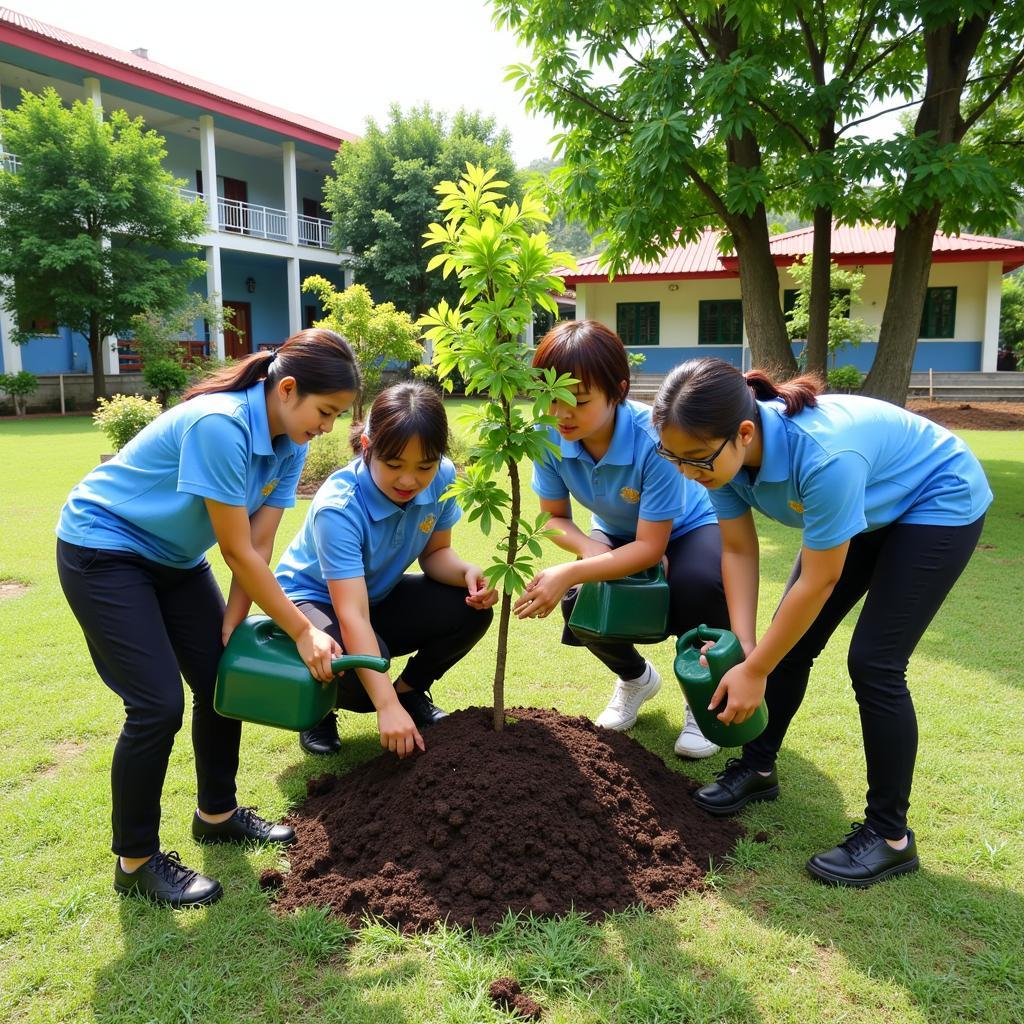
<box><xmin>962</xmin><ymin>48</ymin><xmax>1024</xmax><ymax>132</ymax></box>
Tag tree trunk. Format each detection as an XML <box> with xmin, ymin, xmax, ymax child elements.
<box><xmin>493</xmin><ymin>399</ymin><xmax>521</xmax><ymax>732</ymax></box>
<box><xmin>89</xmin><ymin>312</ymin><xmax>107</xmax><ymax>402</ymax></box>
<box><xmin>804</xmin><ymin>205</ymin><xmax>834</xmax><ymax>377</ymax></box>
<box><xmin>731</xmin><ymin>213</ymin><xmax>797</xmax><ymax>376</ymax></box>
<box><xmin>861</xmin><ymin>205</ymin><xmax>940</xmax><ymax>405</ymax></box>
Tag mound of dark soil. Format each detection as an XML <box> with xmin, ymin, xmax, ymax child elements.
<box><xmin>908</xmin><ymin>400</ymin><xmax>1024</xmax><ymax>431</ymax></box>
<box><xmin>274</xmin><ymin>707</ymin><xmax>742</xmax><ymax>932</ymax></box>
<box><xmin>489</xmin><ymin>977</ymin><xmax>543</xmax><ymax>1019</ymax></box>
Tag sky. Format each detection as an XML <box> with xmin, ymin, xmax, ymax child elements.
<box><xmin>11</xmin><ymin>0</ymin><xmax>561</xmax><ymax>164</ymax></box>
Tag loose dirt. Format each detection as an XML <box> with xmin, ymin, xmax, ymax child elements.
<box><xmin>274</xmin><ymin>707</ymin><xmax>742</xmax><ymax>932</ymax></box>
<box><xmin>908</xmin><ymin>400</ymin><xmax>1024</xmax><ymax>431</ymax></box>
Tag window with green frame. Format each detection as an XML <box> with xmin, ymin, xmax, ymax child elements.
<box><xmin>616</xmin><ymin>302</ymin><xmax>660</xmax><ymax>345</ymax></box>
<box><xmin>920</xmin><ymin>287</ymin><xmax>956</xmax><ymax>338</ymax></box>
<box><xmin>698</xmin><ymin>300</ymin><xmax>743</xmax><ymax>344</ymax></box>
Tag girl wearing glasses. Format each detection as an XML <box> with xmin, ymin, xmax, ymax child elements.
<box><xmin>653</xmin><ymin>357</ymin><xmax>991</xmax><ymax>887</ymax></box>
<box><xmin>514</xmin><ymin>320</ymin><xmax>727</xmax><ymax>759</ymax></box>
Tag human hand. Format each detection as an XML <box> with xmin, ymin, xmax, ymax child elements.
<box><xmin>465</xmin><ymin>566</ymin><xmax>499</xmax><ymax>610</ymax></box>
<box><xmin>707</xmin><ymin>661</ymin><xmax>767</xmax><ymax>726</ymax></box>
<box><xmin>377</xmin><ymin>702</ymin><xmax>425</xmax><ymax>758</ymax></box>
<box><xmin>512</xmin><ymin>564</ymin><xmax>574</xmax><ymax>619</ymax></box>
<box><xmin>296</xmin><ymin>626</ymin><xmax>342</xmax><ymax>683</ymax></box>
<box><xmin>221</xmin><ymin>612</ymin><xmax>246</xmax><ymax>648</ymax></box>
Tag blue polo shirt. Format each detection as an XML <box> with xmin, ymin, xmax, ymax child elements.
<box><xmin>275</xmin><ymin>455</ymin><xmax>462</xmax><ymax>606</ymax></box>
<box><xmin>531</xmin><ymin>399</ymin><xmax>717</xmax><ymax>541</ymax></box>
<box><xmin>710</xmin><ymin>396</ymin><xmax>993</xmax><ymax>550</ymax></box>
<box><xmin>56</xmin><ymin>382</ymin><xmax>306</xmax><ymax>568</ymax></box>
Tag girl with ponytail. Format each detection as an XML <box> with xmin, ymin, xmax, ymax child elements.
<box><xmin>652</xmin><ymin>357</ymin><xmax>992</xmax><ymax>887</ymax></box>
<box><xmin>56</xmin><ymin>328</ymin><xmax>360</xmax><ymax>908</ymax></box>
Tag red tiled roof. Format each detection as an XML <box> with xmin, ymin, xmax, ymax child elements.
<box><xmin>562</xmin><ymin>223</ymin><xmax>1024</xmax><ymax>284</ymax></box>
<box><xmin>0</xmin><ymin>7</ymin><xmax>357</xmax><ymax>149</ymax></box>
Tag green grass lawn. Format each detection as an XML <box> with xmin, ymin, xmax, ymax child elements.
<box><xmin>1</xmin><ymin>410</ymin><xmax>1021</xmax><ymax>1024</ymax></box>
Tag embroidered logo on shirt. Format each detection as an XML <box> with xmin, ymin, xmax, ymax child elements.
<box><xmin>419</xmin><ymin>513</ymin><xmax>436</xmax><ymax>533</ymax></box>
<box><xmin>261</xmin><ymin>479</ymin><xmax>279</xmax><ymax>497</ymax></box>
<box><xmin>619</xmin><ymin>486</ymin><xmax>640</xmax><ymax>504</ymax></box>
<box><xmin>788</xmin><ymin>500</ymin><xmax>804</xmax><ymax>515</ymax></box>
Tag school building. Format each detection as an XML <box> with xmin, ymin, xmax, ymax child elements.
<box><xmin>563</xmin><ymin>224</ymin><xmax>1024</xmax><ymax>374</ymax></box>
<box><xmin>0</xmin><ymin>7</ymin><xmax>355</xmax><ymax>381</ymax></box>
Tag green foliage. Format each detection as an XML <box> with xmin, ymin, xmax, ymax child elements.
<box><xmin>411</xmin><ymin>361</ymin><xmax>439</xmax><ymax>386</ymax></box>
<box><xmin>1000</xmin><ymin>273</ymin><xmax>1024</xmax><ymax>357</ymax></box>
<box><xmin>0</xmin><ymin>370</ymin><xmax>38</xmax><ymax>416</ymax></box>
<box><xmin>92</xmin><ymin>393</ymin><xmax>162</xmax><ymax>451</ymax></box>
<box><xmin>141</xmin><ymin>358</ymin><xmax>189</xmax><ymax>407</ymax></box>
<box><xmin>0</xmin><ymin>88</ymin><xmax>206</xmax><ymax>400</ymax></box>
<box><xmin>299</xmin><ymin>432</ymin><xmax>345</xmax><ymax>489</ymax></box>
<box><xmin>419</xmin><ymin>163</ymin><xmax>577</xmax><ymax>726</ymax></box>
<box><xmin>129</xmin><ymin>293</ymin><xmax>230</xmax><ymax>368</ymax></box>
<box><xmin>324</xmin><ymin>105</ymin><xmax>523</xmax><ymax>317</ymax></box>
<box><xmin>302</xmin><ymin>279</ymin><xmax>421</xmax><ymax>420</ymax></box>
<box><xmin>786</xmin><ymin>257</ymin><xmax>875</xmax><ymax>368</ymax></box>
<box><xmin>627</xmin><ymin>351</ymin><xmax>646</xmax><ymax>377</ymax></box>
<box><xmin>826</xmin><ymin>364</ymin><xmax>864</xmax><ymax>392</ymax></box>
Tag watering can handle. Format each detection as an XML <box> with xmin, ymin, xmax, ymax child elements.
<box><xmin>330</xmin><ymin>654</ymin><xmax>390</xmax><ymax>675</ymax></box>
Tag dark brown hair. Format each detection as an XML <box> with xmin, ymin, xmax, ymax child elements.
<box><xmin>351</xmin><ymin>382</ymin><xmax>449</xmax><ymax>463</ymax></box>
<box><xmin>183</xmin><ymin>328</ymin><xmax>360</xmax><ymax>401</ymax></box>
<box><xmin>652</xmin><ymin>357</ymin><xmax>822</xmax><ymax>442</ymax></box>
<box><xmin>532</xmin><ymin>319</ymin><xmax>630</xmax><ymax>404</ymax></box>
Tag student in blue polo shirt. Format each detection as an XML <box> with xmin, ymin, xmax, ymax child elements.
<box><xmin>513</xmin><ymin>320</ymin><xmax>727</xmax><ymax>758</ymax></box>
<box><xmin>276</xmin><ymin>381</ymin><xmax>497</xmax><ymax>758</ymax></box>
<box><xmin>56</xmin><ymin>328</ymin><xmax>360</xmax><ymax>908</ymax></box>
<box><xmin>652</xmin><ymin>357</ymin><xmax>992</xmax><ymax>887</ymax></box>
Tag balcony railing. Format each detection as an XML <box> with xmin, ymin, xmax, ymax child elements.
<box><xmin>176</xmin><ymin>186</ymin><xmax>332</xmax><ymax>248</ymax></box>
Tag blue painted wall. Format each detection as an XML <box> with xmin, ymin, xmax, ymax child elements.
<box><xmin>220</xmin><ymin>254</ymin><xmax>290</xmax><ymax>348</ymax></box>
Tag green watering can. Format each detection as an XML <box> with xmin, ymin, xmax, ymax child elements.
<box><xmin>214</xmin><ymin>615</ymin><xmax>389</xmax><ymax>731</ymax></box>
<box><xmin>674</xmin><ymin>625</ymin><xmax>769</xmax><ymax>747</ymax></box>
<box><xmin>567</xmin><ymin>565</ymin><xmax>670</xmax><ymax>644</ymax></box>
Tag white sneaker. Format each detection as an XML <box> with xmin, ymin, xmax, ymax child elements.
<box><xmin>673</xmin><ymin>703</ymin><xmax>721</xmax><ymax>759</ymax></box>
<box><xmin>595</xmin><ymin>662</ymin><xmax>662</xmax><ymax>731</ymax></box>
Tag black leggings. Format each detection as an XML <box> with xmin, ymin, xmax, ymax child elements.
<box><xmin>57</xmin><ymin>540</ymin><xmax>238</xmax><ymax>858</ymax></box>
<box><xmin>298</xmin><ymin>574</ymin><xmax>494</xmax><ymax>713</ymax></box>
<box><xmin>559</xmin><ymin>524</ymin><xmax>729</xmax><ymax>679</ymax></box>
<box><xmin>742</xmin><ymin>516</ymin><xmax>985</xmax><ymax>839</ymax></box>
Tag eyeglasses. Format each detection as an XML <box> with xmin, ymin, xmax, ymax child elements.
<box><xmin>656</xmin><ymin>434</ymin><xmax>732</xmax><ymax>472</ymax></box>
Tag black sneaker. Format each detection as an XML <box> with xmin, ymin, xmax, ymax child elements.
<box><xmin>113</xmin><ymin>850</ymin><xmax>223</xmax><ymax>908</ymax></box>
<box><xmin>806</xmin><ymin>823</ymin><xmax>919</xmax><ymax>888</ymax></box>
<box><xmin>192</xmin><ymin>807</ymin><xmax>296</xmax><ymax>846</ymax></box>
<box><xmin>397</xmin><ymin>688</ymin><xmax>448</xmax><ymax>727</ymax></box>
<box><xmin>692</xmin><ymin>757</ymin><xmax>780</xmax><ymax>816</ymax></box>
<box><xmin>299</xmin><ymin>711</ymin><xmax>341</xmax><ymax>756</ymax></box>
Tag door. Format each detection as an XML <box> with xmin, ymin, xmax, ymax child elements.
<box><xmin>222</xmin><ymin>176</ymin><xmax>248</xmax><ymax>233</ymax></box>
<box><xmin>222</xmin><ymin>301</ymin><xmax>252</xmax><ymax>360</ymax></box>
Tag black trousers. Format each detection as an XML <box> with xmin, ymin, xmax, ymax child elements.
<box><xmin>57</xmin><ymin>540</ymin><xmax>239</xmax><ymax>858</ymax></box>
<box><xmin>298</xmin><ymin>574</ymin><xmax>494</xmax><ymax>713</ymax></box>
<box><xmin>741</xmin><ymin>516</ymin><xmax>986</xmax><ymax>839</ymax></box>
<box><xmin>560</xmin><ymin>524</ymin><xmax>729</xmax><ymax>679</ymax></box>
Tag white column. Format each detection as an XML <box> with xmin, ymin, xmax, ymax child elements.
<box><xmin>83</xmin><ymin>76</ymin><xmax>102</xmax><ymax>114</ymax></box>
<box><xmin>0</xmin><ymin>301</ymin><xmax>21</xmax><ymax>374</ymax></box>
<box><xmin>573</xmin><ymin>284</ymin><xmax>587</xmax><ymax>320</ymax></box>
<box><xmin>282</xmin><ymin>141</ymin><xmax>298</xmax><ymax>246</ymax></box>
<box><xmin>206</xmin><ymin>245</ymin><xmax>225</xmax><ymax>358</ymax></box>
<box><xmin>981</xmin><ymin>261</ymin><xmax>1001</xmax><ymax>372</ymax></box>
<box><xmin>81</xmin><ymin>77</ymin><xmax>120</xmax><ymax>373</ymax></box>
<box><xmin>199</xmin><ymin>115</ymin><xmax>219</xmax><ymax>233</ymax></box>
<box><xmin>287</xmin><ymin>256</ymin><xmax>302</xmax><ymax>336</ymax></box>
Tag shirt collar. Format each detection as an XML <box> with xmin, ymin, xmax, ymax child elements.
<box><xmin>244</xmin><ymin>381</ymin><xmax>275</xmax><ymax>457</ymax></box>
<box><xmin>558</xmin><ymin>403</ymin><xmax>634</xmax><ymax>466</ymax></box>
<box><xmin>354</xmin><ymin>456</ymin><xmax>434</xmax><ymax>522</ymax></box>
<box><xmin>754</xmin><ymin>400</ymin><xmax>792</xmax><ymax>483</ymax></box>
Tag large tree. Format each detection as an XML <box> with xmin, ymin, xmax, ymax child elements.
<box><xmin>0</xmin><ymin>88</ymin><xmax>206</xmax><ymax>401</ymax></box>
<box><xmin>324</xmin><ymin>105</ymin><xmax>522</xmax><ymax>318</ymax></box>
<box><xmin>496</xmin><ymin>2</ymin><xmax>1024</xmax><ymax>398</ymax></box>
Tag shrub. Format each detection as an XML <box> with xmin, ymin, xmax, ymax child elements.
<box><xmin>300</xmin><ymin>432</ymin><xmax>344</xmax><ymax>489</ymax></box>
<box><xmin>93</xmin><ymin>393</ymin><xmax>162</xmax><ymax>451</ymax></box>
<box><xmin>0</xmin><ymin>370</ymin><xmax>39</xmax><ymax>416</ymax></box>
<box><xmin>827</xmin><ymin>364</ymin><xmax>864</xmax><ymax>392</ymax></box>
<box><xmin>143</xmin><ymin>358</ymin><xmax>189</xmax><ymax>407</ymax></box>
